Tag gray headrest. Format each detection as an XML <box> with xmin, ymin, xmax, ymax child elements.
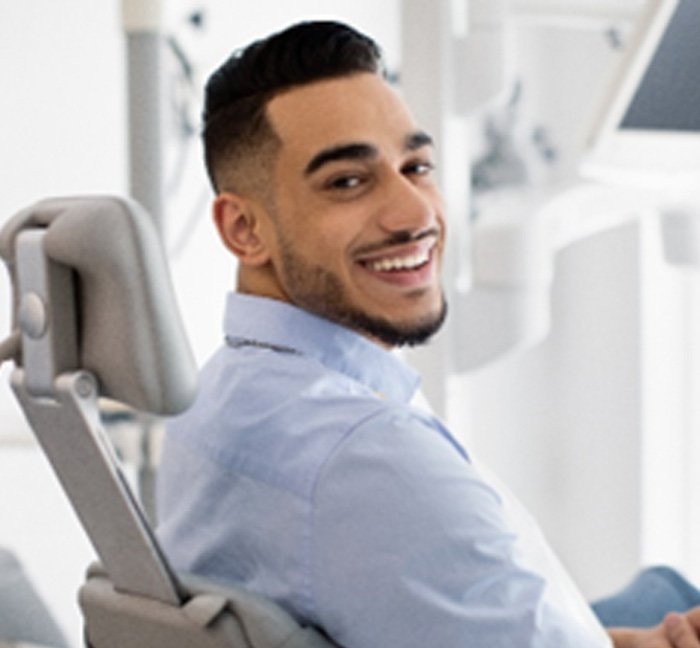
<box><xmin>0</xmin><ymin>196</ymin><xmax>197</xmax><ymax>415</ymax></box>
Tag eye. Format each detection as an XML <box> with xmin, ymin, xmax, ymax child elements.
<box><xmin>403</xmin><ymin>159</ymin><xmax>436</xmax><ymax>177</ymax></box>
<box><xmin>323</xmin><ymin>172</ymin><xmax>369</xmax><ymax>192</ymax></box>
<box><xmin>329</xmin><ymin>175</ymin><xmax>363</xmax><ymax>189</ymax></box>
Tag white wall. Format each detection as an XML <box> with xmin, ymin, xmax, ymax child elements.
<box><xmin>0</xmin><ymin>0</ymin><xmax>127</xmax><ymax>439</ymax></box>
<box><xmin>1</xmin><ymin>3</ymin><xmax>127</xmax><ymax>643</ymax></box>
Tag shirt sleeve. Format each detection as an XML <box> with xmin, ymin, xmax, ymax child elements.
<box><xmin>309</xmin><ymin>408</ymin><xmax>610</xmax><ymax>648</ymax></box>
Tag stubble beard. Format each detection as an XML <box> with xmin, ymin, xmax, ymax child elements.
<box><xmin>278</xmin><ymin>238</ymin><xmax>447</xmax><ymax>347</ymax></box>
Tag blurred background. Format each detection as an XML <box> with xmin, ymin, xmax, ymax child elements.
<box><xmin>3</xmin><ymin>1</ymin><xmax>700</xmax><ymax>645</ymax></box>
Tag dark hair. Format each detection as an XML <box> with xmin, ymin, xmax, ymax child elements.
<box><xmin>202</xmin><ymin>21</ymin><xmax>385</xmax><ymax>192</ymax></box>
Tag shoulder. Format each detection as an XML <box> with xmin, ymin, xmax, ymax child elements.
<box><xmin>313</xmin><ymin>405</ymin><xmax>478</xmax><ymax>515</ymax></box>
<box><xmin>165</xmin><ymin>345</ymin><xmax>415</xmax><ymax>499</ymax></box>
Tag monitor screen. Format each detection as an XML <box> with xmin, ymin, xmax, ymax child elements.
<box><xmin>621</xmin><ymin>0</ymin><xmax>700</xmax><ymax>132</ymax></box>
<box><xmin>580</xmin><ymin>0</ymin><xmax>700</xmax><ymax>185</ymax></box>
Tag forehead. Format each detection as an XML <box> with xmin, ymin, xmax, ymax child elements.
<box><xmin>266</xmin><ymin>73</ymin><xmax>421</xmax><ymax>164</ymax></box>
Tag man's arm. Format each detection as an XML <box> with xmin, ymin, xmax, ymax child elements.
<box><xmin>310</xmin><ymin>409</ymin><xmax>610</xmax><ymax>647</ymax></box>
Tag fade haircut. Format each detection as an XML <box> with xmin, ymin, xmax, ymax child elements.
<box><xmin>203</xmin><ymin>21</ymin><xmax>386</xmax><ymax>195</ymax></box>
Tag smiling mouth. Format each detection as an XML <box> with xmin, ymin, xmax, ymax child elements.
<box><xmin>364</xmin><ymin>248</ymin><xmax>431</xmax><ymax>272</ymax></box>
<box><xmin>357</xmin><ymin>236</ymin><xmax>437</xmax><ymax>274</ymax></box>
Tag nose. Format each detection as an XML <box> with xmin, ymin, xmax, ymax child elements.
<box><xmin>376</xmin><ymin>171</ymin><xmax>440</xmax><ymax>235</ymax></box>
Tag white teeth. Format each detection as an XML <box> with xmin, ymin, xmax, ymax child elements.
<box><xmin>368</xmin><ymin>250</ymin><xmax>429</xmax><ymax>272</ymax></box>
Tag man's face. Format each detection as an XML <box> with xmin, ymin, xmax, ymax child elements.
<box><xmin>260</xmin><ymin>73</ymin><xmax>446</xmax><ymax>347</ymax></box>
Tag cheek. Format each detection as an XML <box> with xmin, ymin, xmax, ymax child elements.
<box><xmin>274</xmin><ymin>187</ymin><xmax>375</xmax><ymax>264</ymax></box>
<box><xmin>289</xmin><ymin>217</ymin><xmax>358</xmax><ymax>261</ymax></box>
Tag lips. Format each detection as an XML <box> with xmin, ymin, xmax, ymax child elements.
<box><xmin>366</xmin><ymin>248</ymin><xmax>431</xmax><ymax>272</ymax></box>
<box><xmin>356</xmin><ymin>235</ymin><xmax>438</xmax><ymax>283</ymax></box>
<box><xmin>358</xmin><ymin>234</ymin><xmax>435</xmax><ymax>264</ymax></box>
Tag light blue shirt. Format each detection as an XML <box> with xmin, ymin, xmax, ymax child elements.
<box><xmin>157</xmin><ymin>293</ymin><xmax>611</xmax><ymax>648</ymax></box>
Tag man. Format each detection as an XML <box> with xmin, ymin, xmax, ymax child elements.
<box><xmin>157</xmin><ymin>20</ymin><xmax>700</xmax><ymax>647</ymax></box>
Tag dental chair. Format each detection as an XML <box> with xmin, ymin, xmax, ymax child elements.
<box><xmin>0</xmin><ymin>196</ymin><xmax>337</xmax><ymax>648</ymax></box>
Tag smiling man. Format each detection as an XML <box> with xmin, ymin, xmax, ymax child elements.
<box><xmin>156</xmin><ymin>21</ymin><xmax>700</xmax><ymax>648</ymax></box>
<box><xmin>214</xmin><ymin>70</ymin><xmax>446</xmax><ymax>348</ymax></box>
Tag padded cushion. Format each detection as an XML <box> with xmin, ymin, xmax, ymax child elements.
<box><xmin>0</xmin><ymin>196</ymin><xmax>197</xmax><ymax>415</ymax></box>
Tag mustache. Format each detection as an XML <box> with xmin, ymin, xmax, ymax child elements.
<box><xmin>355</xmin><ymin>227</ymin><xmax>440</xmax><ymax>257</ymax></box>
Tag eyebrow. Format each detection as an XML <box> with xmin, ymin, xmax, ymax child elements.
<box><xmin>406</xmin><ymin>130</ymin><xmax>434</xmax><ymax>151</ymax></box>
<box><xmin>303</xmin><ymin>130</ymin><xmax>434</xmax><ymax>177</ymax></box>
<box><xmin>304</xmin><ymin>143</ymin><xmax>377</xmax><ymax>176</ymax></box>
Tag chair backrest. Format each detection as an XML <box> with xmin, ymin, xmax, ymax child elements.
<box><xmin>0</xmin><ymin>196</ymin><xmax>339</xmax><ymax>648</ymax></box>
<box><xmin>0</xmin><ymin>195</ymin><xmax>196</xmax><ymax>413</ymax></box>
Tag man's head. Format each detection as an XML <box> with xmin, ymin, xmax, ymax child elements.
<box><xmin>207</xmin><ymin>21</ymin><xmax>447</xmax><ymax>348</ymax></box>
<box><xmin>203</xmin><ymin>21</ymin><xmax>384</xmax><ymax>195</ymax></box>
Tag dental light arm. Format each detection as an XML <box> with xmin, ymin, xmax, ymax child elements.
<box><xmin>452</xmin><ymin>180</ymin><xmax>700</xmax><ymax>372</ymax></box>
<box><xmin>121</xmin><ymin>0</ymin><xmax>166</xmax><ymax>230</ymax></box>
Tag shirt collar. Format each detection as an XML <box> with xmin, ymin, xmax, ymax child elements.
<box><xmin>224</xmin><ymin>292</ymin><xmax>421</xmax><ymax>403</ymax></box>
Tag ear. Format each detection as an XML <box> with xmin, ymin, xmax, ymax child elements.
<box><xmin>213</xmin><ymin>192</ymin><xmax>272</xmax><ymax>266</ymax></box>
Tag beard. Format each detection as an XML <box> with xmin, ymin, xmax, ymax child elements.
<box><xmin>278</xmin><ymin>237</ymin><xmax>447</xmax><ymax>347</ymax></box>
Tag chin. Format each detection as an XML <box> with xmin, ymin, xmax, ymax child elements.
<box><xmin>347</xmin><ymin>296</ymin><xmax>448</xmax><ymax>348</ymax></box>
